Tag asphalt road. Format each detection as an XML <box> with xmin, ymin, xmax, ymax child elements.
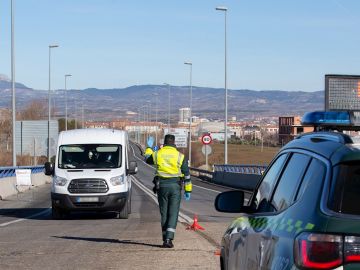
<box><xmin>0</xmin><ymin>143</ymin><xmax>236</xmax><ymax>270</ymax></box>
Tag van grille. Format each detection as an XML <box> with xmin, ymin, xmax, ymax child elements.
<box><xmin>68</xmin><ymin>179</ymin><xmax>109</xmax><ymax>194</ymax></box>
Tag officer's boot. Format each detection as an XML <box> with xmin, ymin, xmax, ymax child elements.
<box><xmin>162</xmin><ymin>239</ymin><xmax>174</xmax><ymax>248</ymax></box>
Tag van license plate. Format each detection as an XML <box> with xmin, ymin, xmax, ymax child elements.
<box><xmin>76</xmin><ymin>197</ymin><xmax>99</xmax><ymax>203</ymax></box>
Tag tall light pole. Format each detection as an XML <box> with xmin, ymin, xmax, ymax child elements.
<box><xmin>64</xmin><ymin>74</ymin><xmax>72</xmax><ymax>131</ymax></box>
<box><xmin>184</xmin><ymin>61</ymin><xmax>193</xmax><ymax>166</ymax></box>
<box><xmin>137</xmin><ymin>108</ymin><xmax>141</xmax><ymax>144</ymax></box>
<box><xmin>216</xmin><ymin>6</ymin><xmax>228</xmax><ymax>164</ymax></box>
<box><xmin>154</xmin><ymin>92</ymin><xmax>159</xmax><ymax>146</ymax></box>
<box><xmin>11</xmin><ymin>0</ymin><xmax>16</xmax><ymax>166</ymax></box>
<box><xmin>81</xmin><ymin>104</ymin><xmax>84</xmax><ymax>128</ymax></box>
<box><xmin>163</xmin><ymin>83</ymin><xmax>171</xmax><ymax>130</ymax></box>
<box><xmin>48</xmin><ymin>44</ymin><xmax>59</xmax><ymax>161</ymax></box>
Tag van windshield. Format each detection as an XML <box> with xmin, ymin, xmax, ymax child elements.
<box><xmin>58</xmin><ymin>144</ymin><xmax>122</xmax><ymax>169</ymax></box>
<box><xmin>329</xmin><ymin>161</ymin><xmax>360</xmax><ymax>215</ymax></box>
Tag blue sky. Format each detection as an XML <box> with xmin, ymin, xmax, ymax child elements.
<box><xmin>0</xmin><ymin>0</ymin><xmax>360</xmax><ymax>91</ymax></box>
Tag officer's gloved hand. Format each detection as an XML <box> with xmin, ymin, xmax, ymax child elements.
<box><xmin>184</xmin><ymin>192</ymin><xmax>191</xmax><ymax>201</ymax></box>
<box><xmin>146</xmin><ymin>136</ymin><xmax>154</xmax><ymax>148</ymax></box>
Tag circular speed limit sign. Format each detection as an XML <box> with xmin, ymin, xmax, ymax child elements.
<box><xmin>201</xmin><ymin>134</ymin><xmax>212</xmax><ymax>145</ymax></box>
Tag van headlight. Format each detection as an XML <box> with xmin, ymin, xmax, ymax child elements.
<box><xmin>110</xmin><ymin>175</ymin><xmax>125</xmax><ymax>186</ymax></box>
<box><xmin>54</xmin><ymin>176</ymin><xmax>68</xmax><ymax>186</ymax></box>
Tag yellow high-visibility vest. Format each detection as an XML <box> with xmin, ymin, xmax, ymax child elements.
<box><xmin>154</xmin><ymin>146</ymin><xmax>184</xmax><ymax>178</ymax></box>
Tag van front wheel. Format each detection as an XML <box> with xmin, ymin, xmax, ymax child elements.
<box><xmin>52</xmin><ymin>204</ymin><xmax>67</xmax><ymax>219</ymax></box>
<box><xmin>117</xmin><ymin>198</ymin><xmax>129</xmax><ymax>219</ymax></box>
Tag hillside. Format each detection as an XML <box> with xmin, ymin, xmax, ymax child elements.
<box><xmin>0</xmin><ymin>80</ymin><xmax>324</xmax><ymax>121</ymax></box>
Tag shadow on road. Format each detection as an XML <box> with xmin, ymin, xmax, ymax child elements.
<box><xmin>0</xmin><ymin>208</ymin><xmax>123</xmax><ymax>221</ymax></box>
<box><xmin>52</xmin><ymin>236</ymin><xmax>163</xmax><ymax>248</ymax></box>
<box><xmin>0</xmin><ymin>208</ymin><xmax>50</xmax><ymax>220</ymax></box>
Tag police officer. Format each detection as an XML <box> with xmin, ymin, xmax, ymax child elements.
<box><xmin>144</xmin><ymin>134</ymin><xmax>192</xmax><ymax>248</ymax></box>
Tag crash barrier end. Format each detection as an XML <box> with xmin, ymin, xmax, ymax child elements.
<box><xmin>0</xmin><ymin>166</ymin><xmax>49</xmax><ymax>200</ymax></box>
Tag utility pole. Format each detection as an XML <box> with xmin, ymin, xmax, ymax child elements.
<box><xmin>11</xmin><ymin>0</ymin><xmax>16</xmax><ymax>166</ymax></box>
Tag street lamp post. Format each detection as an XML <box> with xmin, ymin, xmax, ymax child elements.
<box><xmin>163</xmin><ymin>83</ymin><xmax>171</xmax><ymax>130</ymax></box>
<box><xmin>11</xmin><ymin>0</ymin><xmax>16</xmax><ymax>166</ymax></box>
<box><xmin>154</xmin><ymin>92</ymin><xmax>159</xmax><ymax>146</ymax></box>
<box><xmin>216</xmin><ymin>6</ymin><xmax>228</xmax><ymax>164</ymax></box>
<box><xmin>64</xmin><ymin>74</ymin><xmax>72</xmax><ymax>131</ymax></box>
<box><xmin>184</xmin><ymin>61</ymin><xmax>193</xmax><ymax>166</ymax></box>
<box><xmin>48</xmin><ymin>44</ymin><xmax>59</xmax><ymax>162</ymax></box>
<box><xmin>137</xmin><ymin>108</ymin><xmax>141</xmax><ymax>144</ymax></box>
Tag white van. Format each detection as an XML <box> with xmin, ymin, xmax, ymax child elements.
<box><xmin>45</xmin><ymin>129</ymin><xmax>137</xmax><ymax>219</ymax></box>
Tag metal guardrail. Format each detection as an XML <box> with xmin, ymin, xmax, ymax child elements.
<box><xmin>190</xmin><ymin>167</ymin><xmax>214</xmax><ymax>180</ymax></box>
<box><xmin>213</xmin><ymin>164</ymin><xmax>267</xmax><ymax>175</ymax></box>
<box><xmin>0</xmin><ymin>166</ymin><xmax>44</xmax><ymax>179</ymax></box>
<box><xmin>190</xmin><ymin>164</ymin><xmax>267</xmax><ymax>181</ymax></box>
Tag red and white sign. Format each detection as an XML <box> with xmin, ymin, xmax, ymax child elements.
<box><xmin>201</xmin><ymin>134</ymin><xmax>212</xmax><ymax>145</ymax></box>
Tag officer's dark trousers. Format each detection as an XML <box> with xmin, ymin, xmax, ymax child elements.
<box><xmin>157</xmin><ymin>179</ymin><xmax>181</xmax><ymax>241</ymax></box>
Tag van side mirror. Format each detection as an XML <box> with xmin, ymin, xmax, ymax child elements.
<box><xmin>215</xmin><ymin>190</ymin><xmax>246</xmax><ymax>213</ymax></box>
<box><xmin>44</xmin><ymin>162</ymin><xmax>54</xmax><ymax>176</ymax></box>
<box><xmin>128</xmin><ymin>161</ymin><xmax>138</xmax><ymax>175</ymax></box>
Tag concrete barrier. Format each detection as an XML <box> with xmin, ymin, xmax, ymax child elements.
<box><xmin>0</xmin><ymin>173</ymin><xmax>51</xmax><ymax>200</ymax></box>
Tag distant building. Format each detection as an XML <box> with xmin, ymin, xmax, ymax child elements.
<box><xmin>191</xmin><ymin>116</ymin><xmax>200</xmax><ymax>123</ymax></box>
<box><xmin>278</xmin><ymin>116</ymin><xmax>313</xmax><ymax>145</ymax></box>
<box><xmin>124</xmin><ymin>122</ymin><xmax>161</xmax><ymax>133</ymax></box>
<box><xmin>228</xmin><ymin>122</ymin><xmax>245</xmax><ymax>138</ymax></box>
<box><xmin>242</xmin><ymin>126</ymin><xmax>261</xmax><ymax>139</ymax></box>
<box><xmin>264</xmin><ymin>125</ymin><xmax>279</xmax><ymax>135</ymax></box>
<box><xmin>197</xmin><ymin>121</ymin><xmax>224</xmax><ymax>136</ymax></box>
<box><xmin>84</xmin><ymin>121</ymin><xmax>112</xmax><ymax>129</ymax></box>
<box><xmin>179</xmin><ymin>108</ymin><xmax>191</xmax><ymax>123</ymax></box>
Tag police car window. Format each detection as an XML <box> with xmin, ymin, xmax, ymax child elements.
<box><xmin>271</xmin><ymin>153</ymin><xmax>311</xmax><ymax>212</ymax></box>
<box><xmin>330</xmin><ymin>162</ymin><xmax>360</xmax><ymax>215</ymax></box>
<box><xmin>254</xmin><ymin>154</ymin><xmax>287</xmax><ymax>212</ymax></box>
<box><xmin>295</xmin><ymin>158</ymin><xmax>325</xmax><ymax>202</ymax></box>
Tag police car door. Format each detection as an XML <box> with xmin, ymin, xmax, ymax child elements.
<box><xmin>227</xmin><ymin>154</ymin><xmax>288</xmax><ymax>270</ymax></box>
<box><xmin>246</xmin><ymin>153</ymin><xmax>312</xmax><ymax>270</ymax></box>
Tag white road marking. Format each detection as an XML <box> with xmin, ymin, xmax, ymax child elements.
<box><xmin>0</xmin><ymin>208</ymin><xmax>50</xmax><ymax>227</ymax></box>
<box><xmin>193</xmin><ymin>184</ymin><xmax>221</xmax><ymax>194</ymax></box>
<box><xmin>130</xmin><ymin>143</ymin><xmax>221</xmax><ymax>194</ymax></box>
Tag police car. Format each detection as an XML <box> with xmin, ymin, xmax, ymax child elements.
<box><xmin>215</xmin><ymin>111</ymin><xmax>360</xmax><ymax>270</ymax></box>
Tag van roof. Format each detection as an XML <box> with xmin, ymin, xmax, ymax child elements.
<box><xmin>58</xmin><ymin>128</ymin><xmax>127</xmax><ymax>145</ymax></box>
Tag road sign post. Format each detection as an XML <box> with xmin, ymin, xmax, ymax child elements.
<box><xmin>201</xmin><ymin>145</ymin><xmax>212</xmax><ymax>169</ymax></box>
<box><xmin>201</xmin><ymin>134</ymin><xmax>212</xmax><ymax>169</ymax></box>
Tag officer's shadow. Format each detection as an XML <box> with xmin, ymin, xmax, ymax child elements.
<box><xmin>52</xmin><ymin>236</ymin><xmax>163</xmax><ymax>248</ymax></box>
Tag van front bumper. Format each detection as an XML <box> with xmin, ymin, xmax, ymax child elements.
<box><xmin>51</xmin><ymin>192</ymin><xmax>128</xmax><ymax>211</ymax></box>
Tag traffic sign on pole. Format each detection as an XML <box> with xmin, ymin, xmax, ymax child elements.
<box><xmin>201</xmin><ymin>134</ymin><xmax>212</xmax><ymax>145</ymax></box>
<box><xmin>201</xmin><ymin>145</ymin><xmax>212</xmax><ymax>169</ymax></box>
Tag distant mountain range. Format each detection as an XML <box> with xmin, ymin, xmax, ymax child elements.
<box><xmin>0</xmin><ymin>75</ymin><xmax>324</xmax><ymax>122</ymax></box>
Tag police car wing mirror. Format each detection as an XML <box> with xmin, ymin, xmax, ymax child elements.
<box><xmin>128</xmin><ymin>161</ymin><xmax>138</xmax><ymax>175</ymax></box>
<box><xmin>215</xmin><ymin>191</ymin><xmax>246</xmax><ymax>213</ymax></box>
<box><xmin>44</xmin><ymin>162</ymin><xmax>54</xmax><ymax>176</ymax></box>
